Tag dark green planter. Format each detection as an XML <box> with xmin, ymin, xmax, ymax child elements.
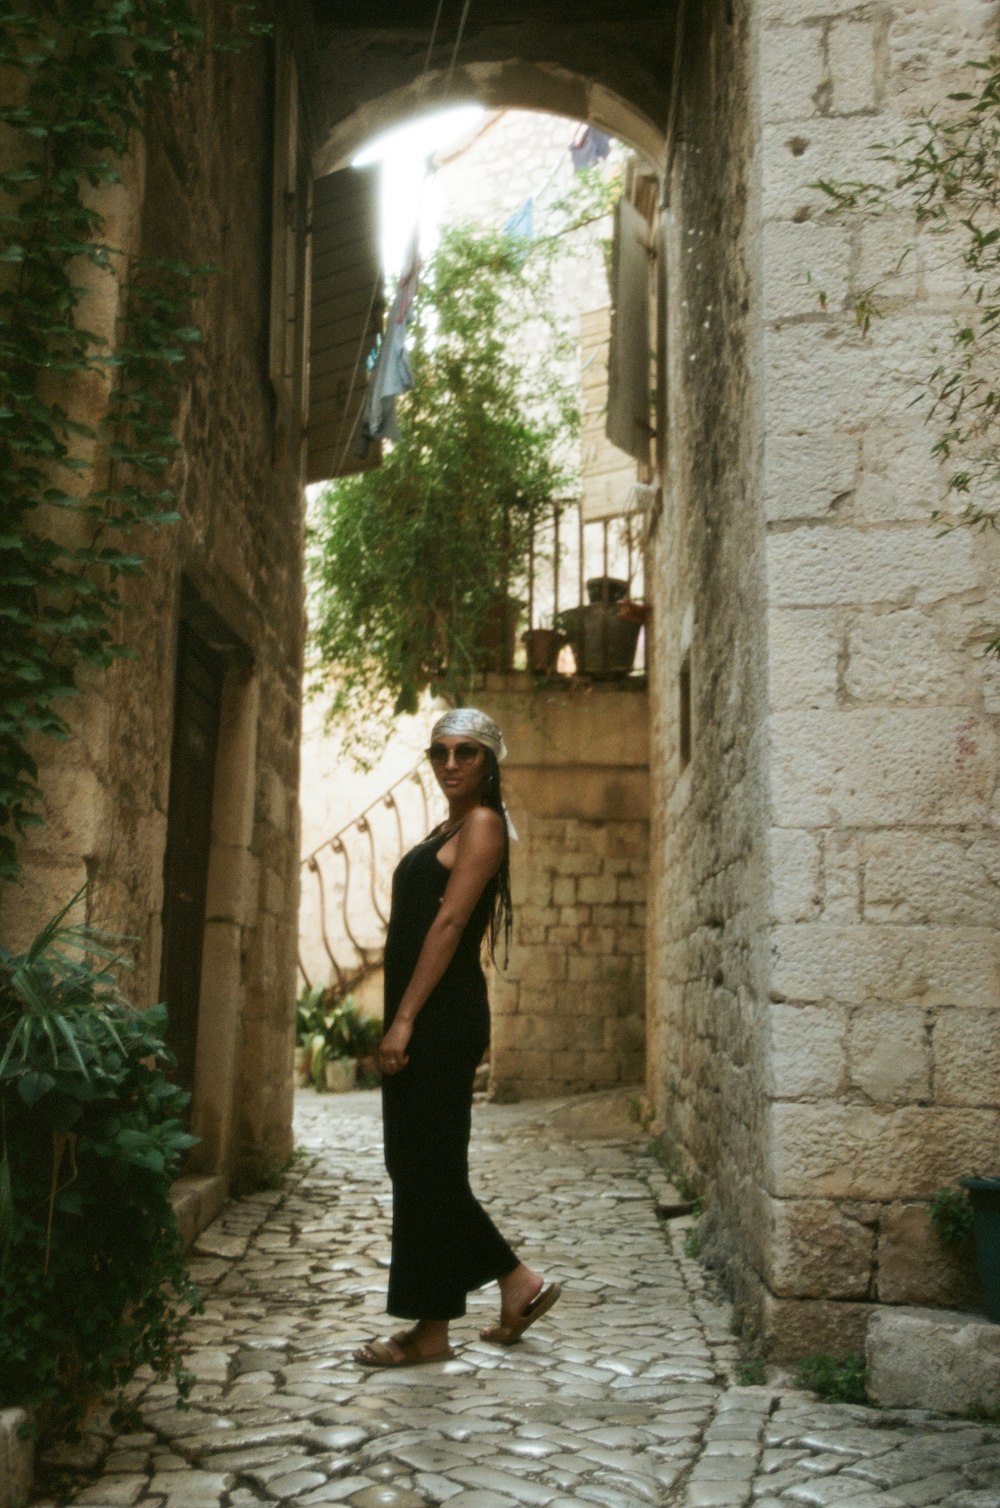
<box><xmin>556</xmin><ymin>603</ymin><xmax>641</xmax><ymax>678</ymax></box>
<box><xmin>960</xmin><ymin>1176</ymin><xmax>1000</xmax><ymax>1322</ymax></box>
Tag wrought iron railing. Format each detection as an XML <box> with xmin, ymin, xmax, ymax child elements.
<box><xmin>298</xmin><ymin>759</ymin><xmax>445</xmax><ymax>995</ymax></box>
<box><xmin>299</xmin><ymin>508</ymin><xmax>646</xmax><ymax>996</ymax></box>
<box><xmin>520</xmin><ymin>504</ymin><xmax>648</xmax><ymax>676</ymax></box>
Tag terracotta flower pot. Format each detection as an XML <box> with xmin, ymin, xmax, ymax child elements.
<box><xmin>521</xmin><ymin>626</ymin><xmax>567</xmax><ymax>673</ymax></box>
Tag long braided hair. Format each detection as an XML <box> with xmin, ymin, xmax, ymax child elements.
<box><xmin>479</xmin><ymin>748</ymin><xmax>513</xmax><ymax>965</ymax></box>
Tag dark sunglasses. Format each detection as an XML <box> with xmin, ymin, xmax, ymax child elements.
<box><xmin>425</xmin><ymin>742</ymin><xmax>483</xmax><ymax>766</ymax></box>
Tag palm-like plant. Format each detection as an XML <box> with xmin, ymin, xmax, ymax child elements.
<box><xmin>0</xmin><ymin>890</ymin><xmax>200</xmax><ymax>1435</ymax></box>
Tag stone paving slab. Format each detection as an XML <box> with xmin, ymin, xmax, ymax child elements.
<box><xmin>30</xmin><ymin>1090</ymin><xmax>1000</xmax><ymax>1508</ymax></box>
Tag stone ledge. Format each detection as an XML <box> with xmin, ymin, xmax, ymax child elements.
<box><xmin>0</xmin><ymin>1409</ymin><xmax>34</xmax><ymax>1508</ymax></box>
<box><xmin>170</xmin><ymin>1173</ymin><xmax>227</xmax><ymax>1251</ymax></box>
<box><xmin>867</xmin><ymin>1306</ymin><xmax>1000</xmax><ymax>1414</ymax></box>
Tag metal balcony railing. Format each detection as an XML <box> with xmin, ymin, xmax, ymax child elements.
<box><xmin>298</xmin><ymin>760</ymin><xmax>445</xmax><ymax>996</ymax></box>
<box><xmin>516</xmin><ymin>504</ymin><xmax>648</xmax><ymax>677</ymax></box>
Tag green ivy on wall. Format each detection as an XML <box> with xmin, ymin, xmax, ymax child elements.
<box><xmin>0</xmin><ymin>0</ymin><xmax>267</xmax><ymax>882</ymax></box>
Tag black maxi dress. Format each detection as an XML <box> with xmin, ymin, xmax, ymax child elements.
<box><xmin>382</xmin><ymin>825</ymin><xmax>518</xmax><ymax>1320</ymax></box>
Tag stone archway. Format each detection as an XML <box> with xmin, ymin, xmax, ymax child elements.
<box><xmin>7</xmin><ymin>0</ymin><xmax>997</xmax><ymax>1360</ymax></box>
<box><xmin>296</xmin><ymin>18</ymin><xmax>672</xmax><ymax>1096</ymax></box>
<box><xmin>300</xmin><ymin>0</ymin><xmax>1000</xmax><ymax>1359</ymax></box>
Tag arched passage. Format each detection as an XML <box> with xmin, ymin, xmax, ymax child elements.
<box><xmin>8</xmin><ymin>0</ymin><xmax>997</xmax><ymax>1364</ymax></box>
<box><xmin>313</xmin><ymin>66</ymin><xmax>666</xmax><ymax>176</ymax></box>
<box><xmin>301</xmin><ymin>89</ymin><xmax>662</xmax><ymax>1097</ymax></box>
<box><xmin>294</xmin><ymin>5</ymin><xmax>770</xmax><ymax>1349</ymax></box>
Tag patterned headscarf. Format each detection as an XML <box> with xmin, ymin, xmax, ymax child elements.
<box><xmin>430</xmin><ymin>707</ymin><xmax>508</xmax><ymax>761</ymax></box>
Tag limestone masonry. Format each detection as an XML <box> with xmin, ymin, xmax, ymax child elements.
<box><xmin>3</xmin><ymin>0</ymin><xmax>998</xmax><ymax>1358</ymax></box>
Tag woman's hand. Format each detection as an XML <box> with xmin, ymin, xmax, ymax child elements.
<box><xmin>379</xmin><ymin>1018</ymin><xmax>413</xmax><ymax>1076</ymax></box>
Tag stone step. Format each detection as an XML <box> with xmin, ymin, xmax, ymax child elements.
<box><xmin>867</xmin><ymin>1306</ymin><xmax>1000</xmax><ymax>1415</ymax></box>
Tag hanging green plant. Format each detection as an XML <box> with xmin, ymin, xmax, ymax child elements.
<box><xmin>307</xmin><ymin>218</ymin><xmax>583</xmax><ymax>754</ymax></box>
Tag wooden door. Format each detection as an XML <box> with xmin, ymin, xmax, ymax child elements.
<box><xmin>159</xmin><ymin>622</ymin><xmax>225</xmax><ymax>1096</ymax></box>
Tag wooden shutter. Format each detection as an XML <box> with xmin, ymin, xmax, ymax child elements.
<box><xmin>606</xmin><ymin>194</ymin><xmax>653</xmax><ymax>465</ymax></box>
<box><xmin>307</xmin><ymin>165</ymin><xmax>382</xmax><ymax>483</ymax></box>
<box><xmin>580</xmin><ymin>306</ymin><xmax>640</xmax><ymax>522</ymax></box>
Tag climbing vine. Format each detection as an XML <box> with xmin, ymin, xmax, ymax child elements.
<box><xmin>817</xmin><ymin>56</ymin><xmax>1000</xmax><ymax>653</ymax></box>
<box><xmin>0</xmin><ymin>0</ymin><xmax>267</xmax><ymax>881</ymax></box>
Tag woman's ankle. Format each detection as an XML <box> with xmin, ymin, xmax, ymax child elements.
<box><xmin>498</xmin><ymin>1263</ymin><xmax>540</xmax><ymax>1301</ymax></box>
<box><xmin>414</xmin><ymin>1318</ymin><xmax>450</xmax><ymax>1347</ymax></box>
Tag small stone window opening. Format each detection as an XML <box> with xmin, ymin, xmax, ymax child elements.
<box><xmin>679</xmin><ymin>651</ymin><xmax>692</xmax><ymax>771</ymax></box>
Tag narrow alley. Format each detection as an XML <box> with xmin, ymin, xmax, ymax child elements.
<box><xmin>33</xmin><ymin>1093</ymin><xmax>1000</xmax><ymax>1508</ymax></box>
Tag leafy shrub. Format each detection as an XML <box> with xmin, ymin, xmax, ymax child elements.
<box><xmin>929</xmin><ymin>1185</ymin><xmax>974</xmax><ymax>1244</ymax></box>
<box><xmin>299</xmin><ymin>993</ymin><xmax>384</xmax><ymax>1089</ymax></box>
<box><xmin>795</xmin><ymin>1352</ymin><xmax>867</xmax><ymax>1405</ymax></box>
<box><xmin>295</xmin><ymin>984</ymin><xmax>327</xmax><ymax>1047</ymax></box>
<box><xmin>0</xmin><ymin>896</ymin><xmax>200</xmax><ymax>1436</ymax></box>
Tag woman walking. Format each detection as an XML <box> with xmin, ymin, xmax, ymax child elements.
<box><xmin>355</xmin><ymin>708</ymin><xmax>560</xmax><ymax>1368</ymax></box>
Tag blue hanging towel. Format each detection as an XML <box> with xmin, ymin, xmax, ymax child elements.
<box><xmin>356</xmin><ymin>239</ymin><xmax>419</xmax><ymax>458</ymax></box>
<box><xmin>504</xmin><ymin>198</ymin><xmax>534</xmax><ymax>242</ymax></box>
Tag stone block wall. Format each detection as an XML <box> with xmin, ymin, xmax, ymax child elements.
<box><xmin>647</xmin><ymin>0</ymin><xmax>1000</xmax><ymax>1358</ymax></box>
<box><xmin>483</xmin><ymin>680</ymin><xmax>649</xmax><ymax>1098</ymax></box>
<box><xmin>3</xmin><ymin>0</ymin><xmax>304</xmax><ymax>1190</ymax></box>
<box><xmin>645</xmin><ymin>0</ymin><xmax>774</xmax><ymax>1309</ymax></box>
<box><xmin>755</xmin><ymin>0</ymin><xmax>1000</xmax><ymax>1354</ymax></box>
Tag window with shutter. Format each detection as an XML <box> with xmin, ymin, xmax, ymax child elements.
<box><xmin>306</xmin><ymin>165</ymin><xmax>382</xmax><ymax>482</ymax></box>
<box><xmin>607</xmin><ymin>170</ymin><xmax>657</xmax><ymax>466</ymax></box>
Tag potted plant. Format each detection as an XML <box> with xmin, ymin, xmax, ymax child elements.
<box><xmin>556</xmin><ymin>590</ymin><xmax>647</xmax><ymax>678</ymax></box>
<box><xmin>316</xmin><ymin>996</ymin><xmax>383</xmax><ymax>1093</ymax></box>
<box><xmin>294</xmin><ymin>984</ymin><xmax>325</xmax><ymax>1087</ymax></box>
<box><xmin>522</xmin><ymin>616</ymin><xmax>568</xmax><ymax>674</ymax></box>
<box><xmin>586</xmin><ymin>575</ymin><xmax>630</xmax><ymax>605</ymax></box>
<box><xmin>477</xmin><ymin>593</ymin><xmax>527</xmax><ymax>674</ymax></box>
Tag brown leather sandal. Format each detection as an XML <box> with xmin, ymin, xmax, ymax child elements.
<box><xmin>480</xmin><ymin>1281</ymin><xmax>562</xmax><ymax>1345</ymax></box>
<box><xmin>355</xmin><ymin>1333</ymin><xmax>455</xmax><ymax>1368</ymax></box>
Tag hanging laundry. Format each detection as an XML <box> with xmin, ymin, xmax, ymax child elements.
<box><xmin>504</xmin><ymin>197</ymin><xmax>534</xmax><ymax>243</ymax></box>
<box><xmin>355</xmin><ymin>238</ymin><xmax>419</xmax><ymax>458</ymax></box>
<box><xmin>570</xmin><ymin>124</ymin><xmax>611</xmax><ymax>173</ymax></box>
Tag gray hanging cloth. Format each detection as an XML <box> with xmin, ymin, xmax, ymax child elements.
<box><xmin>570</xmin><ymin>124</ymin><xmax>611</xmax><ymax>173</ymax></box>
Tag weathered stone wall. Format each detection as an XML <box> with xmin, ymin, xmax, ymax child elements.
<box><xmin>752</xmin><ymin>0</ymin><xmax>1000</xmax><ymax>1354</ymax></box>
<box><xmin>645</xmin><ymin>0</ymin><xmax>775</xmax><ymax>1333</ymax></box>
<box><xmin>646</xmin><ymin>0</ymin><xmax>1000</xmax><ymax>1357</ymax></box>
<box><xmin>4</xmin><ymin>0</ymin><xmax>304</xmax><ymax>1189</ymax></box>
<box><xmin>483</xmin><ymin>680</ymin><xmax>648</xmax><ymax>1098</ymax></box>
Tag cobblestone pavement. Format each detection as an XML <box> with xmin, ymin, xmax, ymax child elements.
<box><xmin>34</xmin><ymin>1090</ymin><xmax>1000</xmax><ymax>1508</ymax></box>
